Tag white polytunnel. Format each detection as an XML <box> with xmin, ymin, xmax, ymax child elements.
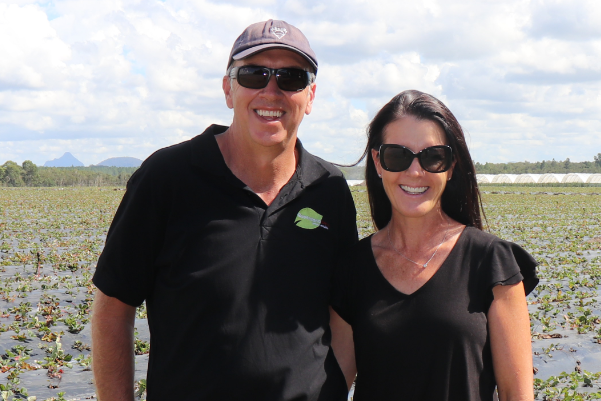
<box><xmin>515</xmin><ymin>174</ymin><xmax>542</xmax><ymax>183</ymax></box>
<box><xmin>588</xmin><ymin>174</ymin><xmax>601</xmax><ymax>183</ymax></box>
<box><xmin>476</xmin><ymin>174</ymin><xmax>495</xmax><ymax>184</ymax></box>
<box><xmin>563</xmin><ymin>173</ymin><xmax>591</xmax><ymax>183</ymax></box>
<box><xmin>491</xmin><ymin>174</ymin><xmax>518</xmax><ymax>183</ymax></box>
<box><xmin>539</xmin><ymin>174</ymin><xmax>561</xmax><ymax>183</ymax></box>
<box><xmin>476</xmin><ymin>173</ymin><xmax>601</xmax><ymax>184</ymax></box>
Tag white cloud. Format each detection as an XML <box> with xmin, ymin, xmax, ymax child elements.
<box><xmin>527</xmin><ymin>0</ymin><xmax>601</xmax><ymax>41</ymax></box>
<box><xmin>0</xmin><ymin>4</ymin><xmax>71</xmax><ymax>90</ymax></box>
<box><xmin>1</xmin><ymin>0</ymin><xmax>601</xmax><ymax>167</ymax></box>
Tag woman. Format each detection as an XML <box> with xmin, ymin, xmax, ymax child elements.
<box><xmin>331</xmin><ymin>90</ymin><xmax>538</xmax><ymax>401</ymax></box>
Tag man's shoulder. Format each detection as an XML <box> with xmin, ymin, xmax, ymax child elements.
<box><xmin>143</xmin><ymin>141</ymin><xmax>190</xmax><ymax>170</ymax></box>
<box><xmin>124</xmin><ymin>125</ymin><xmax>226</xmax><ymax>191</ymax></box>
<box><xmin>140</xmin><ymin>124</ymin><xmax>226</xmax><ymax>173</ymax></box>
<box><xmin>298</xmin><ymin>147</ymin><xmax>346</xmax><ymax>189</ymax></box>
<box><xmin>307</xmin><ymin>153</ymin><xmax>345</xmax><ymax>178</ymax></box>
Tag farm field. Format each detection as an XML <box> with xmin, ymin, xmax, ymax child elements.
<box><xmin>0</xmin><ymin>186</ymin><xmax>600</xmax><ymax>400</ymax></box>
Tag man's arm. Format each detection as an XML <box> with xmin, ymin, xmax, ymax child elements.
<box><xmin>92</xmin><ymin>289</ymin><xmax>137</xmax><ymax>401</ymax></box>
<box><xmin>329</xmin><ymin>307</ymin><xmax>356</xmax><ymax>390</ymax></box>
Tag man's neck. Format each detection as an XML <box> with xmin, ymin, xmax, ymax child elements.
<box><xmin>215</xmin><ymin>128</ymin><xmax>298</xmax><ymax>206</ymax></box>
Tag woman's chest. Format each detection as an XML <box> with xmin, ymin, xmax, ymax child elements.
<box><xmin>352</xmin><ymin>257</ymin><xmax>490</xmax><ymax>355</ymax></box>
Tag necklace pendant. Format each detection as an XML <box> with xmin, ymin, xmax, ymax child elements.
<box><xmin>387</xmin><ymin>215</ymin><xmax>451</xmax><ymax>271</ymax></box>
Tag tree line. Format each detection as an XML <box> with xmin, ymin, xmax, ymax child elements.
<box><xmin>475</xmin><ymin>154</ymin><xmax>601</xmax><ymax>174</ymax></box>
<box><xmin>340</xmin><ymin>154</ymin><xmax>601</xmax><ymax>179</ymax></box>
<box><xmin>0</xmin><ymin>161</ymin><xmax>138</xmax><ymax>187</ymax></box>
<box><xmin>3</xmin><ymin>153</ymin><xmax>601</xmax><ymax>186</ymax></box>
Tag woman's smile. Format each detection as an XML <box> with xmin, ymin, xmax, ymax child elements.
<box><xmin>399</xmin><ymin>184</ymin><xmax>428</xmax><ymax>195</ymax></box>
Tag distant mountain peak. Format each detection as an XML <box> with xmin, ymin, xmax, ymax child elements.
<box><xmin>44</xmin><ymin>152</ymin><xmax>84</xmax><ymax>167</ymax></box>
<box><xmin>96</xmin><ymin>157</ymin><xmax>143</xmax><ymax>168</ymax></box>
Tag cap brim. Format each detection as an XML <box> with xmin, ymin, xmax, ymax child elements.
<box><xmin>232</xmin><ymin>43</ymin><xmax>318</xmax><ymax>72</ymax></box>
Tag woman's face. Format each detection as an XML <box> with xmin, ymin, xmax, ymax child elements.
<box><xmin>371</xmin><ymin>116</ymin><xmax>454</xmax><ymax>221</ymax></box>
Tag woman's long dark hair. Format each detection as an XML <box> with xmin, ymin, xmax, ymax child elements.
<box><xmin>358</xmin><ymin>90</ymin><xmax>484</xmax><ymax>230</ymax></box>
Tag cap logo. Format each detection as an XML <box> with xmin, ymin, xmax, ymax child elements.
<box><xmin>270</xmin><ymin>26</ymin><xmax>287</xmax><ymax>39</ymax></box>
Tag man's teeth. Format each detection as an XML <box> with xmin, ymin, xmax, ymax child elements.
<box><xmin>400</xmin><ymin>185</ymin><xmax>428</xmax><ymax>194</ymax></box>
<box><xmin>256</xmin><ymin>110</ymin><xmax>283</xmax><ymax>118</ymax></box>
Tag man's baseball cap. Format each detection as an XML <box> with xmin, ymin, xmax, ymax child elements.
<box><xmin>227</xmin><ymin>20</ymin><xmax>318</xmax><ymax>73</ymax></box>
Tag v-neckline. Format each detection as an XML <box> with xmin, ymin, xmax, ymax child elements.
<box><xmin>368</xmin><ymin>226</ymin><xmax>469</xmax><ymax>297</ymax></box>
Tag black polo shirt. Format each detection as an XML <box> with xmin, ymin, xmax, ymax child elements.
<box><xmin>93</xmin><ymin>124</ymin><xmax>357</xmax><ymax>401</ymax></box>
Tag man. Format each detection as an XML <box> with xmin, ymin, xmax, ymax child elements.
<box><xmin>91</xmin><ymin>19</ymin><xmax>357</xmax><ymax>401</ymax></box>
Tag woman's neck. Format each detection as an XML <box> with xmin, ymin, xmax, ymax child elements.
<box><xmin>387</xmin><ymin>208</ymin><xmax>449</xmax><ymax>252</ymax></box>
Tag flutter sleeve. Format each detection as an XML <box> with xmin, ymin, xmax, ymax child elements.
<box><xmin>483</xmin><ymin>238</ymin><xmax>539</xmax><ymax>296</ymax></box>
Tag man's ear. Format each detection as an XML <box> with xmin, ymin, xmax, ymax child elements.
<box><xmin>223</xmin><ymin>75</ymin><xmax>234</xmax><ymax>109</ymax></box>
<box><xmin>304</xmin><ymin>83</ymin><xmax>316</xmax><ymax>115</ymax></box>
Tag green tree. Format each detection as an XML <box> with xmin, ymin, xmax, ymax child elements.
<box><xmin>564</xmin><ymin>158</ymin><xmax>571</xmax><ymax>170</ymax></box>
<box><xmin>21</xmin><ymin>160</ymin><xmax>39</xmax><ymax>186</ymax></box>
<box><xmin>1</xmin><ymin>161</ymin><xmax>24</xmax><ymax>186</ymax></box>
<box><xmin>595</xmin><ymin>153</ymin><xmax>601</xmax><ymax>167</ymax></box>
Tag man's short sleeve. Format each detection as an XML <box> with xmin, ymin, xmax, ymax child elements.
<box><xmin>93</xmin><ymin>163</ymin><xmax>165</xmax><ymax>306</ymax></box>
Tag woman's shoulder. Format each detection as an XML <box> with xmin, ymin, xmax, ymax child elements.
<box><xmin>459</xmin><ymin>226</ymin><xmax>539</xmax><ymax>295</ymax></box>
<box><xmin>459</xmin><ymin>226</ymin><xmax>536</xmax><ymax>258</ymax></box>
<box><xmin>462</xmin><ymin>225</ymin><xmax>498</xmax><ymax>242</ymax></box>
<box><xmin>459</xmin><ymin>226</ymin><xmax>516</xmax><ymax>252</ymax></box>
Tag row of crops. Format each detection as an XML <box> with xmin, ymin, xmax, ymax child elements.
<box><xmin>0</xmin><ymin>188</ymin><xmax>148</xmax><ymax>400</ymax></box>
<box><xmin>0</xmin><ymin>186</ymin><xmax>600</xmax><ymax>400</ymax></box>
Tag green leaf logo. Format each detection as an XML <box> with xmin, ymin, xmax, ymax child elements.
<box><xmin>295</xmin><ymin>207</ymin><xmax>323</xmax><ymax>230</ymax></box>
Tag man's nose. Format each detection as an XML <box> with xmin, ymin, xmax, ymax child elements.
<box><xmin>262</xmin><ymin>74</ymin><xmax>282</xmax><ymax>93</ymax></box>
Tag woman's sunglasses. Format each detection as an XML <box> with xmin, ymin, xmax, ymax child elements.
<box><xmin>377</xmin><ymin>144</ymin><xmax>454</xmax><ymax>173</ymax></box>
<box><xmin>229</xmin><ymin>65</ymin><xmax>315</xmax><ymax>92</ymax></box>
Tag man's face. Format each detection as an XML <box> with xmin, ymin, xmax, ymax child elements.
<box><xmin>223</xmin><ymin>49</ymin><xmax>316</xmax><ymax>150</ymax></box>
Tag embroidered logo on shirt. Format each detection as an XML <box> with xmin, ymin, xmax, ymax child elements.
<box><xmin>270</xmin><ymin>26</ymin><xmax>287</xmax><ymax>39</ymax></box>
<box><xmin>295</xmin><ymin>208</ymin><xmax>329</xmax><ymax>230</ymax></box>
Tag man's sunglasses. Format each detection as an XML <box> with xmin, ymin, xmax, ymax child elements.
<box><xmin>229</xmin><ymin>65</ymin><xmax>315</xmax><ymax>92</ymax></box>
<box><xmin>377</xmin><ymin>144</ymin><xmax>453</xmax><ymax>173</ymax></box>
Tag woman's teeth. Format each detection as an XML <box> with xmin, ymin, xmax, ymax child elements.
<box><xmin>400</xmin><ymin>185</ymin><xmax>428</xmax><ymax>194</ymax></box>
<box><xmin>256</xmin><ymin>109</ymin><xmax>283</xmax><ymax>118</ymax></box>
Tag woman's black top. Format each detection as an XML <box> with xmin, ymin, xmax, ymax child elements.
<box><xmin>331</xmin><ymin>227</ymin><xmax>538</xmax><ymax>401</ymax></box>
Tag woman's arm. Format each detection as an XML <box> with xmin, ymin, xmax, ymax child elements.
<box><xmin>488</xmin><ymin>282</ymin><xmax>534</xmax><ymax>401</ymax></box>
<box><xmin>329</xmin><ymin>307</ymin><xmax>357</xmax><ymax>390</ymax></box>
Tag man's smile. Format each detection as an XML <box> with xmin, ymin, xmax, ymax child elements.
<box><xmin>255</xmin><ymin>109</ymin><xmax>284</xmax><ymax>119</ymax></box>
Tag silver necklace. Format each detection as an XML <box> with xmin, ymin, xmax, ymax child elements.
<box><xmin>387</xmin><ymin>216</ymin><xmax>450</xmax><ymax>268</ymax></box>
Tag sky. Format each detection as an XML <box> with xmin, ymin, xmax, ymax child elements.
<box><xmin>1</xmin><ymin>0</ymin><xmax>601</xmax><ymax>166</ymax></box>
